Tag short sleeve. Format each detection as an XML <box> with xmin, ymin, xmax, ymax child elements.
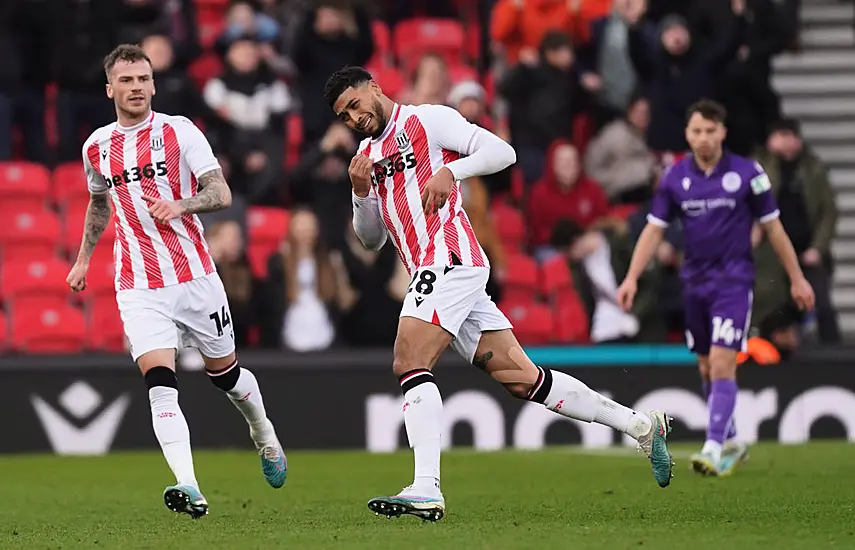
<box><xmin>416</xmin><ymin>104</ymin><xmax>480</xmax><ymax>155</ymax></box>
<box><xmin>647</xmin><ymin>175</ymin><xmax>675</xmax><ymax>227</ymax></box>
<box><xmin>82</xmin><ymin>140</ymin><xmax>108</xmax><ymax>195</ymax></box>
<box><xmin>173</xmin><ymin>116</ymin><xmax>221</xmax><ymax>179</ymax></box>
<box><xmin>747</xmin><ymin>162</ymin><xmax>780</xmax><ymax>223</ymax></box>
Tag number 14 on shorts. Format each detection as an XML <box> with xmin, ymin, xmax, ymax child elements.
<box><xmin>209</xmin><ymin>306</ymin><xmax>234</xmax><ymax>339</ymax></box>
<box><xmin>712</xmin><ymin>316</ymin><xmax>742</xmax><ymax>346</ymax></box>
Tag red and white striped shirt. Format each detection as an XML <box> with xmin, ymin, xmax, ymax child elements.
<box><xmin>82</xmin><ymin>111</ymin><xmax>218</xmax><ymax>291</ymax></box>
<box><xmin>357</xmin><ymin>104</ymin><xmax>492</xmax><ymax>275</ymax></box>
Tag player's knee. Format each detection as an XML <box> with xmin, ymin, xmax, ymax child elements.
<box><xmin>392</xmin><ymin>357</ymin><xmax>424</xmax><ymax>378</ymax></box>
<box><xmin>697</xmin><ymin>357</ymin><xmax>711</xmax><ymax>379</ymax></box>
<box><xmin>708</xmin><ymin>355</ymin><xmax>737</xmax><ymax>380</ymax></box>
<box><xmin>206</xmin><ymin>359</ymin><xmax>240</xmax><ymax>391</ymax></box>
<box><xmin>144</xmin><ymin>366</ymin><xmax>178</xmax><ymax>390</ymax></box>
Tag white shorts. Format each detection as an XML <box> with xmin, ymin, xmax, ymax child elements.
<box><xmin>400</xmin><ymin>266</ymin><xmax>513</xmax><ymax>363</ymax></box>
<box><xmin>116</xmin><ymin>272</ymin><xmax>236</xmax><ymax>362</ymax></box>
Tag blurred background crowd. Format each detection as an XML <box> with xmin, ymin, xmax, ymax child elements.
<box><xmin>0</xmin><ymin>0</ymin><xmax>845</xmax><ymax>357</ymax></box>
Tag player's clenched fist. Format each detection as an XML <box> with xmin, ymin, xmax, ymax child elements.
<box><xmin>349</xmin><ymin>154</ymin><xmax>373</xmax><ymax>198</ymax></box>
<box><xmin>66</xmin><ymin>261</ymin><xmax>88</xmax><ymax>292</ymax></box>
<box><xmin>616</xmin><ymin>278</ymin><xmax>637</xmax><ymax>312</ymax></box>
<box><xmin>142</xmin><ymin>195</ymin><xmax>185</xmax><ymax>223</ymax></box>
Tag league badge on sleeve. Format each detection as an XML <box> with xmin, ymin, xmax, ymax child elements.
<box><xmin>750</xmin><ymin>172</ymin><xmax>772</xmax><ymax>195</ymax></box>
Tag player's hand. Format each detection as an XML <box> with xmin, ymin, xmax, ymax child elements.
<box><xmin>349</xmin><ymin>154</ymin><xmax>373</xmax><ymax>198</ymax></box>
<box><xmin>616</xmin><ymin>278</ymin><xmax>637</xmax><ymax>312</ymax></box>
<box><xmin>801</xmin><ymin>247</ymin><xmax>821</xmax><ymax>266</ymax></box>
<box><xmin>791</xmin><ymin>277</ymin><xmax>815</xmax><ymax>311</ymax></box>
<box><xmin>142</xmin><ymin>195</ymin><xmax>185</xmax><ymax>223</ymax></box>
<box><xmin>421</xmin><ymin>167</ymin><xmax>454</xmax><ymax>216</ymax></box>
<box><xmin>66</xmin><ymin>261</ymin><xmax>89</xmax><ymax>292</ymax></box>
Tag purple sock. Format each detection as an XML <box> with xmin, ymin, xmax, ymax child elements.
<box><xmin>705</xmin><ymin>380</ymin><xmax>738</xmax><ymax>440</ymax></box>
<box><xmin>706</xmin><ymin>379</ymin><xmax>738</xmax><ymax>444</ymax></box>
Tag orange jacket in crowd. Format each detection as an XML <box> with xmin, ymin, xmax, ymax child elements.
<box><xmin>490</xmin><ymin>0</ymin><xmax>611</xmax><ymax>63</ymax></box>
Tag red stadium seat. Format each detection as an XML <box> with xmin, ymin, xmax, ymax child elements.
<box><xmin>11</xmin><ymin>305</ymin><xmax>86</xmax><ymax>353</ymax></box>
<box><xmin>189</xmin><ymin>53</ymin><xmax>223</xmax><ymax>89</ymax></box>
<box><xmin>0</xmin><ymin>197</ymin><xmax>52</xmax><ymax>221</ymax></box>
<box><xmin>393</xmin><ymin>18</ymin><xmax>465</xmax><ymax>69</ymax></box>
<box><xmin>499</xmin><ymin>300</ymin><xmax>554</xmax><ymax>345</ymax></box>
<box><xmin>53</xmin><ymin>162</ymin><xmax>90</xmax><ymax>204</ymax></box>
<box><xmin>540</xmin><ymin>256</ymin><xmax>573</xmax><ymax>297</ymax></box>
<box><xmin>553</xmin><ymin>290</ymin><xmax>590</xmax><ymax>343</ymax></box>
<box><xmin>88</xmin><ymin>297</ymin><xmax>126</xmax><ymax>352</ymax></box>
<box><xmin>248</xmin><ymin>243</ymin><xmax>276</xmax><ymax>279</ymax></box>
<box><xmin>491</xmin><ymin>204</ymin><xmax>525</xmax><ymax>252</ymax></box>
<box><xmin>0</xmin><ymin>161</ymin><xmax>51</xmax><ymax>201</ymax></box>
<box><xmin>448</xmin><ymin>63</ymin><xmax>478</xmax><ymax>85</ymax></box>
<box><xmin>0</xmin><ymin>311</ymin><xmax>7</xmax><ymax>351</ymax></box>
<box><xmin>247</xmin><ymin>207</ymin><xmax>290</xmax><ymax>246</ymax></box>
<box><xmin>81</xmin><ymin>255</ymin><xmax>116</xmax><ymax>301</ymax></box>
<box><xmin>368</xmin><ymin>20</ymin><xmax>393</xmax><ymax>67</ymax></box>
<box><xmin>0</xmin><ymin>210</ymin><xmax>62</xmax><ymax>261</ymax></box>
<box><xmin>368</xmin><ymin>65</ymin><xmax>406</xmax><ymax>100</ymax></box>
<box><xmin>197</xmin><ymin>9</ymin><xmax>227</xmax><ymax>49</ymax></box>
<box><xmin>502</xmin><ymin>254</ymin><xmax>539</xmax><ymax>302</ymax></box>
<box><xmin>1</xmin><ymin>257</ymin><xmax>70</xmax><ymax>304</ymax></box>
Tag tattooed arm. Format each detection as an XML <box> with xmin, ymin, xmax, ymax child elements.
<box><xmin>177</xmin><ymin>168</ymin><xmax>233</xmax><ymax>215</ymax></box>
<box><xmin>76</xmin><ymin>193</ymin><xmax>112</xmax><ymax>264</ymax></box>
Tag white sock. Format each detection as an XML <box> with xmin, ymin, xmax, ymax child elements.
<box><xmin>225</xmin><ymin>368</ymin><xmax>274</xmax><ymax>444</ymax></box>
<box><xmin>149</xmin><ymin>386</ymin><xmax>198</xmax><ymax>489</ymax></box>
<box><xmin>534</xmin><ymin>369</ymin><xmax>652</xmax><ymax>440</ymax></box>
<box><xmin>702</xmin><ymin>440</ymin><xmax>723</xmax><ymax>463</ymax></box>
<box><xmin>400</xmin><ymin>370</ymin><xmax>442</xmax><ymax>494</ymax></box>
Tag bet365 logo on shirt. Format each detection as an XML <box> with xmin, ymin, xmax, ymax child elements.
<box><xmin>371</xmin><ymin>152</ymin><xmax>417</xmax><ymax>185</ymax></box>
<box><xmin>101</xmin><ymin>162</ymin><xmax>169</xmax><ymax>188</ymax></box>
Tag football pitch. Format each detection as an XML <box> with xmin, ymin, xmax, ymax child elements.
<box><xmin>1</xmin><ymin>443</ymin><xmax>852</xmax><ymax>549</ymax></box>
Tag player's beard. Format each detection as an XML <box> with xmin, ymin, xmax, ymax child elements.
<box><xmin>120</xmin><ymin>95</ymin><xmax>151</xmax><ymax>119</ymax></box>
<box><xmin>367</xmin><ymin>98</ymin><xmax>387</xmax><ymax>140</ymax></box>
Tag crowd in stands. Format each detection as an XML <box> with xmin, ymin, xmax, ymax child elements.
<box><xmin>0</xmin><ymin>0</ymin><xmax>841</xmax><ymax>356</ymax></box>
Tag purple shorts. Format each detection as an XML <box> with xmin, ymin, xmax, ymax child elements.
<box><xmin>683</xmin><ymin>283</ymin><xmax>753</xmax><ymax>356</ymax></box>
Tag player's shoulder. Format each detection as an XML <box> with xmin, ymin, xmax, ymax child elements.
<box><xmin>727</xmin><ymin>152</ymin><xmax>765</xmax><ymax>176</ymax></box>
<box><xmin>660</xmin><ymin>156</ymin><xmax>691</xmax><ymax>186</ymax></box>
<box><xmin>82</xmin><ymin>123</ymin><xmax>116</xmax><ymax>150</ymax></box>
<box><xmin>408</xmin><ymin>103</ymin><xmax>461</xmax><ymax>122</ymax></box>
<box><xmin>156</xmin><ymin>112</ymin><xmax>202</xmax><ymax>134</ymax></box>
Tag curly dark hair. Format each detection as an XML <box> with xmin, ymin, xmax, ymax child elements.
<box><xmin>323</xmin><ymin>66</ymin><xmax>374</xmax><ymax>109</ymax></box>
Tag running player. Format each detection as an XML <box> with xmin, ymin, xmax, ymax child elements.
<box><xmin>617</xmin><ymin>100</ymin><xmax>815</xmax><ymax>477</ymax></box>
<box><xmin>324</xmin><ymin>66</ymin><xmax>674</xmax><ymax>522</ymax></box>
<box><xmin>65</xmin><ymin>44</ymin><xmax>287</xmax><ymax>518</ymax></box>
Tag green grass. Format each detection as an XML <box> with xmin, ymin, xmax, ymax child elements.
<box><xmin>1</xmin><ymin>443</ymin><xmax>853</xmax><ymax>549</ymax></box>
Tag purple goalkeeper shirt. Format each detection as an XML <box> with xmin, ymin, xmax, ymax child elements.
<box><xmin>648</xmin><ymin>152</ymin><xmax>780</xmax><ymax>285</ymax></box>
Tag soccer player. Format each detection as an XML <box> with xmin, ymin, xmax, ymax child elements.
<box><xmin>65</xmin><ymin>44</ymin><xmax>287</xmax><ymax>518</ymax></box>
<box><xmin>324</xmin><ymin>66</ymin><xmax>674</xmax><ymax>522</ymax></box>
<box><xmin>617</xmin><ymin>100</ymin><xmax>815</xmax><ymax>477</ymax></box>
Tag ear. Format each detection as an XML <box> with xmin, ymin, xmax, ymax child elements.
<box><xmin>106</xmin><ymin>83</ymin><xmax>114</xmax><ymax>100</ymax></box>
<box><xmin>369</xmin><ymin>80</ymin><xmax>383</xmax><ymax>96</ymax></box>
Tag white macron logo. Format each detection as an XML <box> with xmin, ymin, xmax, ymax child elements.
<box><xmin>31</xmin><ymin>381</ymin><xmax>130</xmax><ymax>455</ymax></box>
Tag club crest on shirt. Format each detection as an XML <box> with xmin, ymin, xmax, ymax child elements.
<box><xmin>682</xmin><ymin>177</ymin><xmax>691</xmax><ymax>191</ymax></box>
<box><xmin>722</xmin><ymin>171</ymin><xmax>742</xmax><ymax>193</ymax></box>
<box><xmin>394</xmin><ymin>129</ymin><xmax>411</xmax><ymax>152</ymax></box>
<box><xmin>151</xmin><ymin>135</ymin><xmax>164</xmax><ymax>151</ymax></box>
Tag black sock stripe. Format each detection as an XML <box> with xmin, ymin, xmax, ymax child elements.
<box><xmin>399</xmin><ymin>369</ymin><xmax>435</xmax><ymax>394</ymax></box>
<box><xmin>207</xmin><ymin>359</ymin><xmax>239</xmax><ymax>376</ymax></box>
<box><xmin>144</xmin><ymin>366</ymin><xmax>178</xmax><ymax>390</ymax></box>
<box><xmin>528</xmin><ymin>367</ymin><xmax>553</xmax><ymax>404</ymax></box>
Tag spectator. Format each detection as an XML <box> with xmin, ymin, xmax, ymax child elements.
<box><xmin>447</xmin><ymin>80</ymin><xmax>493</xmax><ymax>130</ymax></box>
<box><xmin>690</xmin><ymin>0</ymin><xmax>792</xmax><ymax>155</ymax></box>
<box><xmin>262</xmin><ymin>208</ymin><xmax>338</xmax><ymax>351</ymax></box>
<box><xmin>203</xmin><ymin>36</ymin><xmax>291</xmax><ymax>204</ymax></box>
<box><xmin>289</xmin><ymin>122</ymin><xmax>357</xmax><ymax>250</ymax></box>
<box><xmin>207</xmin><ymin>220</ymin><xmax>255</xmax><ymax>348</ymax></box>
<box><xmin>330</xmin><ymin>220</ymin><xmax>409</xmax><ymax>348</ymax></box>
<box><xmin>291</xmin><ymin>0</ymin><xmax>373</xmax><ymax>147</ymax></box>
<box><xmin>628</xmin><ymin>0</ymin><xmax>746</xmax><ymax>152</ymax></box>
<box><xmin>577</xmin><ymin>0</ymin><xmax>653</xmax><ymax>130</ymax></box>
<box><xmin>53</xmin><ymin>0</ymin><xmax>121</xmax><ymax>162</ymax></box>
<box><xmin>527</xmin><ymin>140</ymin><xmax>610</xmax><ymax>258</ymax></box>
<box><xmin>584</xmin><ymin>93</ymin><xmax>657</xmax><ymax>204</ymax></box>
<box><xmin>215</xmin><ymin>0</ymin><xmax>282</xmax><ymax>61</ymax></box>
<box><xmin>118</xmin><ymin>0</ymin><xmax>201</xmax><ymax>69</ymax></box>
<box><xmin>499</xmin><ymin>31</ymin><xmax>584</xmax><ymax>184</ymax></box>
<box><xmin>754</xmin><ymin>118</ymin><xmax>841</xmax><ymax>343</ymax></box>
<box><xmin>397</xmin><ymin>53</ymin><xmax>451</xmax><ymax>106</ymax></box>
<box><xmin>142</xmin><ymin>34</ymin><xmax>205</xmax><ymax>120</ymax></box>
<box><xmin>490</xmin><ymin>0</ymin><xmax>589</xmax><ymax>65</ymax></box>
